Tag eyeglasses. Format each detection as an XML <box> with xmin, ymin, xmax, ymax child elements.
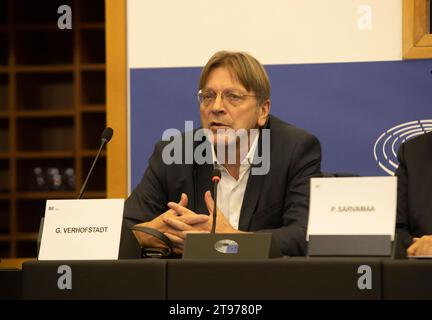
<box><xmin>196</xmin><ymin>89</ymin><xmax>257</xmax><ymax>107</ymax></box>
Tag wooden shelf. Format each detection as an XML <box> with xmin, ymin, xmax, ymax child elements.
<box><xmin>0</xmin><ymin>0</ymin><xmax>107</xmax><ymax>258</ymax></box>
<box><xmin>15</xmin><ymin>151</ymin><xmax>75</xmax><ymax>159</ymax></box>
<box><xmin>0</xmin><ymin>234</ymin><xmax>9</xmax><ymax>241</ymax></box>
<box><xmin>15</xmin><ymin>24</ymin><xmax>59</xmax><ymax>31</ymax></box>
<box><xmin>15</xmin><ymin>191</ymin><xmax>106</xmax><ymax>200</ymax></box>
<box><xmin>16</xmin><ymin>73</ymin><xmax>74</xmax><ymax>110</ymax></box>
<box><xmin>81</xmin><ymin>150</ymin><xmax>106</xmax><ymax>157</ymax></box>
<box><xmin>81</xmin><ymin>104</ymin><xmax>106</xmax><ymax>112</ymax></box>
<box><xmin>80</xmin><ymin>63</ymin><xmax>106</xmax><ymax>71</ymax></box>
<box><xmin>15</xmin><ymin>110</ymin><xmax>75</xmax><ymax>118</ymax></box>
<box><xmin>80</xmin><ymin>30</ymin><xmax>105</xmax><ymax>64</ymax></box>
<box><xmin>16</xmin><ymin>233</ymin><xmax>38</xmax><ymax>241</ymax></box>
<box><xmin>81</xmin><ymin>191</ymin><xmax>106</xmax><ymax>198</ymax></box>
<box><xmin>14</xmin><ymin>65</ymin><xmax>74</xmax><ymax>73</ymax></box>
<box><xmin>79</xmin><ymin>22</ymin><xmax>105</xmax><ymax>30</ymax></box>
<box><xmin>0</xmin><ymin>258</ymin><xmax>36</xmax><ymax>269</ymax></box>
<box><xmin>16</xmin><ymin>192</ymin><xmax>77</xmax><ymax>200</ymax></box>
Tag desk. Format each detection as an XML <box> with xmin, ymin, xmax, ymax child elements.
<box><xmin>3</xmin><ymin>258</ymin><xmax>431</xmax><ymax>300</ymax></box>
<box><xmin>0</xmin><ymin>258</ymin><xmax>35</xmax><ymax>300</ymax></box>
<box><xmin>0</xmin><ymin>269</ymin><xmax>21</xmax><ymax>300</ymax></box>
<box><xmin>18</xmin><ymin>258</ymin><xmax>383</xmax><ymax>300</ymax></box>
<box><xmin>22</xmin><ymin>260</ymin><xmax>166</xmax><ymax>300</ymax></box>
<box><xmin>383</xmin><ymin>259</ymin><xmax>432</xmax><ymax>299</ymax></box>
<box><xmin>167</xmin><ymin>258</ymin><xmax>382</xmax><ymax>300</ymax></box>
<box><xmin>0</xmin><ymin>258</ymin><xmax>36</xmax><ymax>269</ymax></box>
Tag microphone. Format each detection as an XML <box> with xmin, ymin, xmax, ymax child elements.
<box><xmin>210</xmin><ymin>169</ymin><xmax>221</xmax><ymax>233</ymax></box>
<box><xmin>183</xmin><ymin>167</ymin><xmax>281</xmax><ymax>259</ymax></box>
<box><xmin>77</xmin><ymin>127</ymin><xmax>114</xmax><ymax>199</ymax></box>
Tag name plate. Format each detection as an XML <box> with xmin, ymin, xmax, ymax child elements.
<box><xmin>38</xmin><ymin>199</ymin><xmax>125</xmax><ymax>260</ymax></box>
<box><xmin>307</xmin><ymin>176</ymin><xmax>397</xmax><ymax>242</ymax></box>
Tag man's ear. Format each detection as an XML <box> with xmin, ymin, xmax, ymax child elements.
<box><xmin>257</xmin><ymin>99</ymin><xmax>270</xmax><ymax>127</ymax></box>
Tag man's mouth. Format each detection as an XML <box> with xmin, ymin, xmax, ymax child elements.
<box><xmin>209</xmin><ymin>121</ymin><xmax>230</xmax><ymax>129</ymax></box>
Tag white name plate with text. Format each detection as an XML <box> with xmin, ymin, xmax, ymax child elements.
<box><xmin>307</xmin><ymin>177</ymin><xmax>397</xmax><ymax>240</ymax></box>
<box><xmin>38</xmin><ymin>199</ymin><xmax>125</xmax><ymax>260</ymax></box>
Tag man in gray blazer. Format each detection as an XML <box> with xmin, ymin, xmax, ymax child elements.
<box><xmin>124</xmin><ymin>51</ymin><xmax>322</xmax><ymax>256</ymax></box>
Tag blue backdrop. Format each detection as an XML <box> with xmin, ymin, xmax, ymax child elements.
<box><xmin>130</xmin><ymin>60</ymin><xmax>432</xmax><ymax>189</ymax></box>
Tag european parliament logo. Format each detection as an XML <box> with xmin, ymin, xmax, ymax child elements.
<box><xmin>374</xmin><ymin>120</ymin><xmax>432</xmax><ymax>175</ymax></box>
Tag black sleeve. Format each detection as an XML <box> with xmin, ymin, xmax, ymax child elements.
<box><xmin>260</xmin><ymin>134</ymin><xmax>322</xmax><ymax>256</ymax></box>
<box><xmin>123</xmin><ymin>141</ymin><xmax>169</xmax><ymax>228</ymax></box>
<box><xmin>395</xmin><ymin>142</ymin><xmax>413</xmax><ymax>254</ymax></box>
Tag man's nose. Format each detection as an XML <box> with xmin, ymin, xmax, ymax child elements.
<box><xmin>210</xmin><ymin>93</ymin><xmax>226</xmax><ymax>114</ymax></box>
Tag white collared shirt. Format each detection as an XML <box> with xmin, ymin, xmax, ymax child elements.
<box><xmin>211</xmin><ymin>134</ymin><xmax>259</xmax><ymax>230</ymax></box>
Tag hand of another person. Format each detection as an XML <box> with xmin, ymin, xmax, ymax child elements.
<box><xmin>407</xmin><ymin>235</ymin><xmax>432</xmax><ymax>256</ymax></box>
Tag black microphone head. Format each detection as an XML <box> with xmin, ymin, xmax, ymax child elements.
<box><xmin>101</xmin><ymin>127</ymin><xmax>114</xmax><ymax>143</ymax></box>
<box><xmin>211</xmin><ymin>168</ymin><xmax>221</xmax><ymax>183</ymax></box>
<box><xmin>79</xmin><ymin>127</ymin><xmax>113</xmax><ymax>199</ymax></box>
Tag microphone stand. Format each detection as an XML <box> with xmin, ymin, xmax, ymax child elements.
<box><xmin>210</xmin><ymin>169</ymin><xmax>221</xmax><ymax>233</ymax></box>
<box><xmin>77</xmin><ymin>138</ymin><xmax>108</xmax><ymax>199</ymax></box>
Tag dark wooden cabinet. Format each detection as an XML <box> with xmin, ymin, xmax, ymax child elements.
<box><xmin>0</xmin><ymin>0</ymin><xmax>106</xmax><ymax>258</ymax></box>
